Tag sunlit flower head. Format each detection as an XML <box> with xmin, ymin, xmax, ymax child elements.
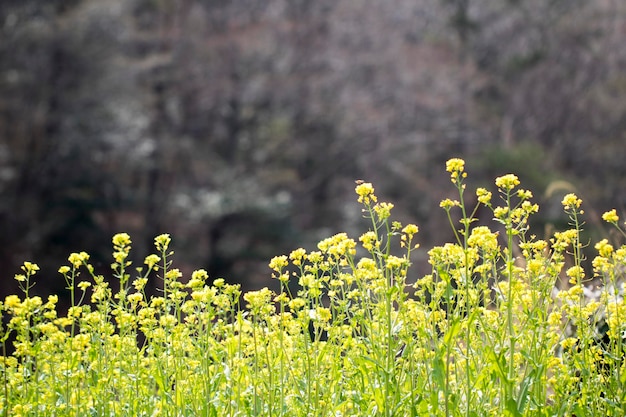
<box><xmin>5</xmin><ymin>294</ymin><xmax>21</xmax><ymax>309</ymax></box>
<box><xmin>385</xmin><ymin>255</ymin><xmax>407</xmax><ymax>270</ymax></box>
<box><xmin>359</xmin><ymin>231</ymin><xmax>379</xmax><ymax>252</ymax></box>
<box><xmin>493</xmin><ymin>206</ymin><xmax>509</xmax><ymax>220</ymax></box>
<box><xmin>602</xmin><ymin>209</ymin><xmax>619</xmax><ymax>223</ymax></box>
<box><xmin>561</xmin><ymin>193</ymin><xmax>582</xmax><ymax>210</ymax></box>
<box><xmin>594</xmin><ymin>239</ymin><xmax>613</xmax><ymax>258</ymax></box>
<box><xmin>439</xmin><ymin>199</ymin><xmax>460</xmax><ymax>210</ymax></box>
<box><xmin>165</xmin><ymin>268</ymin><xmax>182</xmax><ymax>281</ymax></box>
<box><xmin>516</xmin><ymin>189</ymin><xmax>533</xmax><ymax>200</ymax></box>
<box><xmin>133</xmin><ymin>277</ymin><xmax>148</xmax><ymax>291</ymax></box>
<box><xmin>21</xmin><ymin>261</ymin><xmax>40</xmax><ymax>275</ymax></box>
<box><xmin>187</xmin><ymin>269</ymin><xmax>208</xmax><ymax>289</ymax></box>
<box><xmin>243</xmin><ymin>287</ymin><xmax>274</xmax><ymax>314</ymax></box>
<box><xmin>289</xmin><ymin>249</ymin><xmax>306</xmax><ymax>266</ymax></box>
<box><xmin>144</xmin><ymin>254</ymin><xmax>160</xmax><ymax>269</ymax></box>
<box><xmin>113</xmin><ymin>250</ymin><xmax>128</xmax><ymax>264</ymax></box>
<box><xmin>313</xmin><ymin>306</ymin><xmax>332</xmax><ymax>323</ymax></box>
<box><xmin>445</xmin><ymin>158</ymin><xmax>466</xmax><ymax>184</ymax></box>
<box><xmin>270</xmin><ymin>255</ymin><xmax>289</xmax><ymax>271</ymax></box>
<box><xmin>373</xmin><ymin>202</ymin><xmax>394</xmax><ymax>220</ymax></box>
<box><xmin>446</xmin><ymin>158</ymin><xmax>465</xmax><ymax>174</ymax></box>
<box><xmin>112</xmin><ymin>233</ymin><xmax>131</xmax><ymax>248</ymax></box>
<box><xmin>402</xmin><ymin>224</ymin><xmax>418</xmax><ymax>237</ymax></box>
<box><xmin>495</xmin><ymin>174</ymin><xmax>520</xmax><ymax>191</ymax></box>
<box><xmin>355</xmin><ymin>182</ymin><xmax>377</xmax><ymax>204</ymax></box>
<box><xmin>476</xmin><ymin>188</ymin><xmax>492</xmax><ymax>205</ymax></box>
<box><xmin>68</xmin><ymin>252</ymin><xmax>89</xmax><ymax>268</ymax></box>
<box><xmin>191</xmin><ymin>269</ymin><xmax>208</xmax><ymax>282</ymax></box>
<box><xmin>126</xmin><ymin>292</ymin><xmax>142</xmax><ymax>305</ymax></box>
<box><xmin>565</xmin><ymin>265</ymin><xmax>585</xmax><ymax>284</ymax></box>
<box><xmin>467</xmin><ymin>226</ymin><xmax>498</xmax><ymax>252</ymax></box>
<box><xmin>154</xmin><ymin>234</ymin><xmax>172</xmax><ymax>252</ymax></box>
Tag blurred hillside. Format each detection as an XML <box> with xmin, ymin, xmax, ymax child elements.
<box><xmin>1</xmin><ymin>0</ymin><xmax>625</xmax><ymax>300</ymax></box>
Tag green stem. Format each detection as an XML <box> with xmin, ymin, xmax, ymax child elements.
<box><xmin>506</xmin><ymin>190</ymin><xmax>516</xmax><ymax>399</ymax></box>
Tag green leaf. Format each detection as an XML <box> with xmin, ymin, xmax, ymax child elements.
<box><xmin>505</xmin><ymin>397</ymin><xmax>522</xmax><ymax>417</ymax></box>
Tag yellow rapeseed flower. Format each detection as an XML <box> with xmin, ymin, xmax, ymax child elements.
<box><xmin>592</xmin><ymin>255</ymin><xmax>611</xmax><ymax>274</ymax></box>
<box><xmin>357</xmin><ymin>257</ymin><xmax>378</xmax><ymax>271</ymax></box>
<box><xmin>288</xmin><ymin>297</ymin><xmax>306</xmax><ymax>311</ymax></box>
<box><xmin>385</xmin><ymin>255</ymin><xmax>406</xmax><ymax>270</ymax></box>
<box><xmin>565</xmin><ymin>265</ymin><xmax>585</xmax><ymax>284</ymax></box>
<box><xmin>602</xmin><ymin>209</ymin><xmax>619</xmax><ymax>223</ymax></box>
<box><xmin>355</xmin><ymin>182</ymin><xmax>377</xmax><ymax>204</ymax></box>
<box><xmin>21</xmin><ymin>261</ymin><xmax>40</xmax><ymax>275</ymax></box>
<box><xmin>445</xmin><ymin>158</ymin><xmax>467</xmax><ymax>183</ymax></box>
<box><xmin>144</xmin><ymin>254</ymin><xmax>160</xmax><ymax>269</ymax></box>
<box><xmin>243</xmin><ymin>287</ymin><xmax>274</xmax><ymax>314</ymax></box>
<box><xmin>547</xmin><ymin>311</ymin><xmax>562</xmax><ymax>328</ymax></box>
<box><xmin>113</xmin><ymin>250</ymin><xmax>128</xmax><ymax>264</ymax></box>
<box><xmin>467</xmin><ymin>226</ymin><xmax>498</xmax><ymax>253</ymax></box>
<box><xmin>159</xmin><ymin>314</ymin><xmax>177</xmax><ymax>328</ymax></box>
<box><xmin>551</xmin><ymin>229</ymin><xmax>578</xmax><ymax>251</ymax></box>
<box><xmin>289</xmin><ymin>249</ymin><xmax>306</xmax><ymax>266</ymax></box>
<box><xmin>67</xmin><ymin>306</ymin><xmax>83</xmax><ymax>319</ymax></box>
<box><xmin>521</xmin><ymin>200</ymin><xmax>539</xmax><ymax>215</ymax></box>
<box><xmin>402</xmin><ymin>224</ymin><xmax>418</xmax><ymax>237</ymax></box>
<box><xmin>112</xmin><ymin>232</ymin><xmax>131</xmax><ymax>248</ymax></box>
<box><xmin>165</xmin><ymin>268</ymin><xmax>182</xmax><ymax>281</ymax></box>
<box><xmin>561</xmin><ymin>193</ymin><xmax>582</xmax><ymax>210</ymax></box>
<box><xmin>191</xmin><ymin>269</ymin><xmax>208</xmax><ymax>282</ymax></box>
<box><xmin>154</xmin><ymin>233</ymin><xmax>171</xmax><ymax>251</ymax></box>
<box><xmin>127</xmin><ymin>292</ymin><xmax>143</xmax><ymax>304</ymax></box>
<box><xmin>360</xmin><ymin>231</ymin><xmax>379</xmax><ymax>252</ymax></box>
<box><xmin>46</xmin><ymin>294</ymin><xmax>58</xmax><ymax>307</ymax></box>
<box><xmin>270</xmin><ymin>255</ymin><xmax>289</xmax><ymax>271</ymax></box>
<box><xmin>373</xmin><ymin>202</ymin><xmax>394</xmax><ymax>220</ymax></box>
<box><xmin>133</xmin><ymin>277</ymin><xmax>148</xmax><ymax>291</ymax></box>
<box><xmin>318</xmin><ymin>233</ymin><xmax>356</xmax><ymax>259</ymax></box>
<box><xmin>5</xmin><ymin>294</ymin><xmax>21</xmax><ymax>309</ymax></box>
<box><xmin>559</xmin><ymin>337</ymin><xmax>578</xmax><ymax>351</ymax></box>
<box><xmin>446</xmin><ymin>158</ymin><xmax>465</xmax><ymax>173</ymax></box>
<box><xmin>307</xmin><ymin>251</ymin><xmax>323</xmax><ymax>264</ymax></box>
<box><xmin>315</xmin><ymin>306</ymin><xmax>332</xmax><ymax>323</ymax></box>
<box><xmin>439</xmin><ymin>199</ymin><xmax>460</xmax><ymax>210</ymax></box>
<box><xmin>493</xmin><ymin>206</ymin><xmax>509</xmax><ymax>220</ymax></box>
<box><xmin>68</xmin><ymin>252</ymin><xmax>89</xmax><ymax>268</ymax></box>
<box><xmin>476</xmin><ymin>188</ymin><xmax>492</xmax><ymax>205</ymax></box>
<box><xmin>595</xmin><ymin>239</ymin><xmax>613</xmax><ymax>258</ymax></box>
<box><xmin>494</xmin><ymin>174</ymin><xmax>520</xmax><ymax>191</ymax></box>
<box><xmin>516</xmin><ymin>189</ymin><xmax>533</xmax><ymax>199</ymax></box>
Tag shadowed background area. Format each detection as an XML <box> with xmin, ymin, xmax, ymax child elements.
<box><xmin>1</xmin><ymin>0</ymin><xmax>625</xmax><ymax>305</ymax></box>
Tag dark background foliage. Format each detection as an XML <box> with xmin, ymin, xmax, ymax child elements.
<box><xmin>1</xmin><ymin>0</ymin><xmax>625</xmax><ymax>304</ymax></box>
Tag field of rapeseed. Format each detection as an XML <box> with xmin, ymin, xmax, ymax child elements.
<box><xmin>2</xmin><ymin>159</ymin><xmax>626</xmax><ymax>416</ymax></box>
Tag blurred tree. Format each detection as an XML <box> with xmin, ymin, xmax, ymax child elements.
<box><xmin>468</xmin><ymin>0</ymin><xmax>626</xmax><ymax>210</ymax></box>
<box><xmin>0</xmin><ymin>0</ymin><xmax>624</xmax><ymax>299</ymax></box>
<box><xmin>0</xmin><ymin>0</ymin><xmax>121</xmax><ymax>296</ymax></box>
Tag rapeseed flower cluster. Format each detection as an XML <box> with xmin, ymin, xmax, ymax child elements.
<box><xmin>1</xmin><ymin>158</ymin><xmax>626</xmax><ymax>416</ymax></box>
<box><xmin>494</xmin><ymin>173</ymin><xmax>520</xmax><ymax>191</ymax></box>
<box><xmin>445</xmin><ymin>157</ymin><xmax>466</xmax><ymax>185</ymax></box>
